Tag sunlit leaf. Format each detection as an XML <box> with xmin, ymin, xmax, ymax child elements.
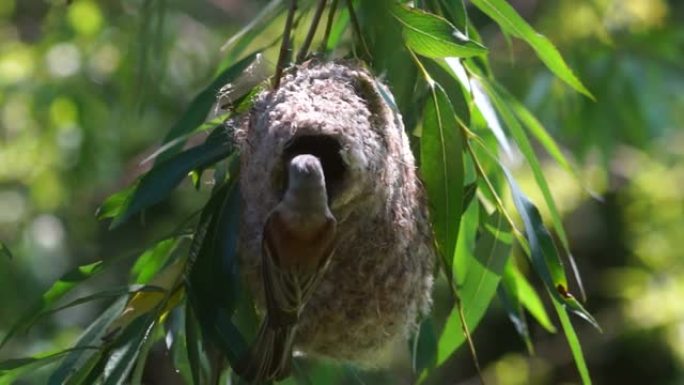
<box><xmin>468</xmin><ymin>0</ymin><xmax>593</xmax><ymax>98</ymax></box>
<box><xmin>437</xmin><ymin>210</ymin><xmax>512</xmax><ymax>364</ymax></box>
<box><xmin>420</xmin><ymin>83</ymin><xmax>465</xmax><ymax>273</ymax></box>
<box><xmin>96</xmin><ymin>185</ymin><xmax>137</xmax><ymax>221</ymax></box>
<box><xmin>131</xmin><ymin>238</ymin><xmax>179</xmax><ymax>284</ymax></box>
<box><xmin>1</xmin><ymin>261</ymin><xmax>104</xmax><ymax>348</ymax></box>
<box><xmin>392</xmin><ymin>5</ymin><xmax>486</xmax><ymax>59</ymax></box>
<box><xmin>437</xmin><ymin>0</ymin><xmax>468</xmax><ymax>31</ymax></box>
<box><xmin>502</xmin><ymin>262</ymin><xmax>556</xmax><ymax>333</ymax></box>
<box><xmin>553</xmin><ymin>298</ymin><xmax>593</xmax><ymax>385</ymax></box>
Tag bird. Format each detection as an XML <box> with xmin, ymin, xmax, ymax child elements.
<box><xmin>235</xmin><ymin>60</ymin><xmax>435</xmax><ymax>379</ymax></box>
<box><xmin>238</xmin><ymin>154</ymin><xmax>337</xmax><ymax>383</ymax></box>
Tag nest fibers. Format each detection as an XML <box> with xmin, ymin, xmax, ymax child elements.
<box><xmin>234</xmin><ymin>60</ymin><xmax>435</xmax><ymax>366</ymax></box>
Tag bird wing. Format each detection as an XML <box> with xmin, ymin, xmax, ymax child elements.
<box><xmin>261</xmin><ymin>211</ymin><xmax>336</xmax><ymax>327</ymax></box>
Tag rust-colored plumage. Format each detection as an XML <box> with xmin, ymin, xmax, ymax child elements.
<box><xmin>234</xmin><ymin>60</ymin><xmax>435</xmax><ymax>378</ymax></box>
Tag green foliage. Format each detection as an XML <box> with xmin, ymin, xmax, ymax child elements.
<box><xmin>9</xmin><ymin>0</ymin><xmax>683</xmax><ymax>384</ymax></box>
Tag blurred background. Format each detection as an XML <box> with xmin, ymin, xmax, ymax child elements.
<box><xmin>0</xmin><ymin>0</ymin><xmax>682</xmax><ymax>384</ymax></box>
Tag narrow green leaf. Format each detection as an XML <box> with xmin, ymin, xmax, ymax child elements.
<box><xmin>437</xmin><ymin>0</ymin><xmax>468</xmax><ymax>31</ymax></box>
<box><xmin>497</xmin><ymin>281</ymin><xmax>533</xmax><ymax>353</ymax></box>
<box><xmin>219</xmin><ymin>0</ymin><xmax>284</xmax><ymax>52</ymax></box>
<box><xmin>48</xmin><ymin>297</ymin><xmax>128</xmax><ymax>385</ymax></box>
<box><xmin>185</xmin><ymin>303</ymin><xmax>208</xmax><ymax>385</ymax></box>
<box><xmin>102</xmin><ymin>314</ymin><xmax>157</xmax><ymax>385</ymax></box>
<box><xmin>437</xmin><ymin>210</ymin><xmax>512</xmax><ymax>365</ymax></box>
<box><xmin>0</xmin><ymin>241</ymin><xmax>13</xmax><ymax>260</ymax></box>
<box><xmin>1</xmin><ymin>261</ymin><xmax>104</xmax><ymax>348</ymax></box>
<box><xmin>0</xmin><ymin>349</ymin><xmax>91</xmax><ymax>372</ymax></box>
<box><xmin>392</xmin><ymin>5</ymin><xmax>486</xmax><ymax>59</ymax></box>
<box><xmin>131</xmin><ymin>238</ymin><xmax>178</xmax><ymax>284</ymax></box>
<box><xmin>411</xmin><ymin>317</ymin><xmax>437</xmax><ymax>374</ymax></box>
<box><xmin>552</xmin><ymin>297</ymin><xmax>593</xmax><ymax>384</ymax></box>
<box><xmin>158</xmin><ymin>53</ymin><xmax>260</xmax><ymax>160</ymax></box>
<box><xmin>111</xmin><ymin>126</ymin><xmax>234</xmax><ymax>227</ymax></box>
<box><xmin>443</xmin><ymin>58</ymin><xmax>515</xmax><ymax>159</ymax></box>
<box><xmin>503</xmin><ymin>262</ymin><xmax>556</xmax><ymax>333</ymax></box>
<box><xmin>420</xmin><ymin>84</ymin><xmax>465</xmax><ymax>271</ymax></box>
<box><xmin>480</xmin><ymin>78</ymin><xmax>587</xmax><ymax>301</ymax></box>
<box><xmin>501</xmin><ymin>168</ymin><xmax>599</xmax><ymax>330</ymax></box>
<box><xmin>96</xmin><ymin>185</ymin><xmax>137</xmax><ymax>220</ymax></box>
<box><xmin>468</xmin><ymin>0</ymin><xmax>593</xmax><ymax>98</ymax></box>
<box><xmin>41</xmin><ymin>286</ymin><xmax>165</xmax><ymax>321</ymax></box>
<box><xmin>186</xmin><ymin>181</ymin><xmax>248</xmax><ymax>367</ymax></box>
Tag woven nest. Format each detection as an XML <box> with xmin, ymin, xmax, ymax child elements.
<box><xmin>234</xmin><ymin>60</ymin><xmax>435</xmax><ymax>366</ymax></box>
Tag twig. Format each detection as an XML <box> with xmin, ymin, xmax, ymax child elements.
<box><xmin>273</xmin><ymin>0</ymin><xmax>298</xmax><ymax>90</ymax></box>
<box><xmin>345</xmin><ymin>0</ymin><xmax>371</xmax><ymax>60</ymax></box>
<box><xmin>320</xmin><ymin>0</ymin><xmax>339</xmax><ymax>51</ymax></box>
<box><xmin>297</xmin><ymin>0</ymin><xmax>328</xmax><ymax>62</ymax></box>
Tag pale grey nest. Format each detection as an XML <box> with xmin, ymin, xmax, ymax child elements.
<box><xmin>234</xmin><ymin>60</ymin><xmax>435</xmax><ymax>366</ymax></box>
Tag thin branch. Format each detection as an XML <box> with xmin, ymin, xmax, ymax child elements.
<box><xmin>273</xmin><ymin>0</ymin><xmax>298</xmax><ymax>90</ymax></box>
<box><xmin>297</xmin><ymin>0</ymin><xmax>327</xmax><ymax>62</ymax></box>
<box><xmin>320</xmin><ymin>0</ymin><xmax>339</xmax><ymax>51</ymax></box>
<box><xmin>345</xmin><ymin>0</ymin><xmax>371</xmax><ymax>60</ymax></box>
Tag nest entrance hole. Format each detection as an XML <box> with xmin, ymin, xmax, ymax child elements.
<box><xmin>283</xmin><ymin>135</ymin><xmax>346</xmax><ymax>200</ymax></box>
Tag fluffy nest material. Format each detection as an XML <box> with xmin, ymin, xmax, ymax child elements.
<box><xmin>234</xmin><ymin>60</ymin><xmax>435</xmax><ymax>366</ymax></box>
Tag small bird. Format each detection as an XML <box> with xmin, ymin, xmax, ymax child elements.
<box><xmin>239</xmin><ymin>154</ymin><xmax>337</xmax><ymax>383</ymax></box>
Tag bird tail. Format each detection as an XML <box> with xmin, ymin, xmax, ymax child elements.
<box><xmin>236</xmin><ymin>318</ymin><xmax>296</xmax><ymax>384</ymax></box>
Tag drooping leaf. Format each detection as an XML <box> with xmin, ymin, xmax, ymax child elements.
<box><xmin>185</xmin><ymin>303</ymin><xmax>209</xmax><ymax>385</ymax></box>
<box><xmin>186</xmin><ymin>180</ymin><xmax>248</xmax><ymax>367</ymax></box>
<box><xmin>501</xmin><ymin>168</ymin><xmax>599</xmax><ymax>330</ymax></box>
<box><xmin>468</xmin><ymin>0</ymin><xmax>593</xmax><ymax>98</ymax></box>
<box><xmin>411</xmin><ymin>317</ymin><xmax>437</xmax><ymax>374</ymax></box>
<box><xmin>437</xmin><ymin>0</ymin><xmax>468</xmax><ymax>31</ymax></box>
<box><xmin>443</xmin><ymin>58</ymin><xmax>515</xmax><ymax>159</ymax></box>
<box><xmin>553</xmin><ymin>297</ymin><xmax>593</xmax><ymax>384</ymax></box>
<box><xmin>111</xmin><ymin>126</ymin><xmax>234</xmax><ymax>227</ymax></box>
<box><xmin>497</xmin><ymin>278</ymin><xmax>533</xmax><ymax>353</ymax></box>
<box><xmin>48</xmin><ymin>297</ymin><xmax>128</xmax><ymax>385</ymax></box>
<box><xmin>420</xmin><ymin>83</ymin><xmax>465</xmax><ymax>273</ymax></box>
<box><xmin>392</xmin><ymin>5</ymin><xmax>486</xmax><ymax>59</ymax></box>
<box><xmin>102</xmin><ymin>314</ymin><xmax>158</xmax><ymax>385</ymax></box>
<box><xmin>219</xmin><ymin>0</ymin><xmax>284</xmax><ymax>53</ymax></box>
<box><xmin>131</xmin><ymin>238</ymin><xmax>179</xmax><ymax>284</ymax></box>
<box><xmin>0</xmin><ymin>348</ymin><xmax>97</xmax><ymax>384</ymax></box>
<box><xmin>96</xmin><ymin>185</ymin><xmax>137</xmax><ymax>220</ymax></box>
<box><xmin>436</xmin><ymin>210</ymin><xmax>512</xmax><ymax>365</ymax></box>
<box><xmin>157</xmin><ymin>53</ymin><xmax>261</xmax><ymax>160</ymax></box>
<box><xmin>1</xmin><ymin>261</ymin><xmax>104</xmax><ymax>348</ymax></box>
<box><xmin>502</xmin><ymin>261</ymin><xmax>556</xmax><ymax>333</ymax></box>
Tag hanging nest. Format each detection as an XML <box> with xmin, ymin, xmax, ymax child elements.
<box><xmin>234</xmin><ymin>60</ymin><xmax>435</xmax><ymax>366</ymax></box>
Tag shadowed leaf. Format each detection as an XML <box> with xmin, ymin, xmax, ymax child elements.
<box><xmin>1</xmin><ymin>261</ymin><xmax>104</xmax><ymax>348</ymax></box>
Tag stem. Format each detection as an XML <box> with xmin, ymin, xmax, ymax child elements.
<box><xmin>273</xmin><ymin>0</ymin><xmax>298</xmax><ymax>90</ymax></box>
<box><xmin>320</xmin><ymin>0</ymin><xmax>338</xmax><ymax>51</ymax></box>
<box><xmin>297</xmin><ymin>0</ymin><xmax>327</xmax><ymax>62</ymax></box>
<box><xmin>345</xmin><ymin>0</ymin><xmax>371</xmax><ymax>60</ymax></box>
